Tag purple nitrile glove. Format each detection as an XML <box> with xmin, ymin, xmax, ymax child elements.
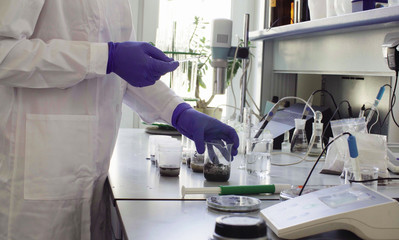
<box><xmin>172</xmin><ymin>103</ymin><xmax>239</xmax><ymax>157</ymax></box>
<box><xmin>107</xmin><ymin>42</ymin><xmax>179</xmax><ymax>87</ymax></box>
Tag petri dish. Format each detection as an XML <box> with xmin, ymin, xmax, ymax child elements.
<box><xmin>206</xmin><ymin>195</ymin><xmax>261</xmax><ymax>212</ymax></box>
<box><xmin>280</xmin><ymin>185</ymin><xmax>334</xmax><ymax>201</ymax></box>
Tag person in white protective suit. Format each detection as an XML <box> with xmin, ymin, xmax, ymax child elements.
<box><xmin>0</xmin><ymin>1</ymin><xmax>239</xmax><ymax>240</ymax></box>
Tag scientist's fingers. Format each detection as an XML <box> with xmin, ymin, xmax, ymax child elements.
<box><xmin>144</xmin><ymin>43</ymin><xmax>175</xmax><ymax>62</ymax></box>
<box><xmin>150</xmin><ymin>58</ymin><xmax>179</xmax><ymax>76</ymax></box>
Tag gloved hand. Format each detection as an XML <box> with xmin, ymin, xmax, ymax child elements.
<box><xmin>107</xmin><ymin>42</ymin><xmax>179</xmax><ymax>87</ymax></box>
<box><xmin>172</xmin><ymin>103</ymin><xmax>239</xmax><ymax>157</ymax></box>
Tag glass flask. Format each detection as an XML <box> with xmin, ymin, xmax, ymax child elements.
<box><xmin>309</xmin><ymin>111</ymin><xmax>324</xmax><ymax>156</ymax></box>
<box><xmin>309</xmin><ymin>122</ymin><xmax>324</xmax><ymax>156</ymax></box>
<box><xmin>291</xmin><ymin>119</ymin><xmax>308</xmax><ymax>153</ymax></box>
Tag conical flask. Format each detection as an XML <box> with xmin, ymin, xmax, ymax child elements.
<box><xmin>309</xmin><ymin>111</ymin><xmax>324</xmax><ymax>156</ymax></box>
<box><xmin>309</xmin><ymin>122</ymin><xmax>324</xmax><ymax>156</ymax></box>
<box><xmin>291</xmin><ymin>119</ymin><xmax>308</xmax><ymax>153</ymax></box>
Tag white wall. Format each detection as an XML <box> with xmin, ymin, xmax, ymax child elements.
<box><xmin>121</xmin><ymin>0</ymin><xmax>262</xmax><ymax>127</ymax></box>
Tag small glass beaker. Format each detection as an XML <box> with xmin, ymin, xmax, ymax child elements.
<box><xmin>204</xmin><ymin>140</ymin><xmax>233</xmax><ymax>182</ymax></box>
<box><xmin>344</xmin><ymin>166</ymin><xmax>379</xmax><ymax>190</ymax></box>
<box><xmin>148</xmin><ymin>135</ymin><xmax>172</xmax><ymax>165</ymax></box>
<box><xmin>246</xmin><ymin>133</ymin><xmax>273</xmax><ymax>178</ymax></box>
<box><xmin>191</xmin><ymin>151</ymin><xmax>204</xmax><ymax>173</ymax></box>
<box><xmin>158</xmin><ymin>144</ymin><xmax>182</xmax><ymax>177</ymax></box>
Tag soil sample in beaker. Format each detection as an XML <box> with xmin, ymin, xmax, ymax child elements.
<box><xmin>204</xmin><ymin>162</ymin><xmax>230</xmax><ymax>182</ymax></box>
<box><xmin>159</xmin><ymin>165</ymin><xmax>180</xmax><ymax>177</ymax></box>
<box><xmin>191</xmin><ymin>153</ymin><xmax>204</xmax><ymax>173</ymax></box>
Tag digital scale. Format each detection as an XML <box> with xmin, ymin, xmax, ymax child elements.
<box><xmin>261</xmin><ymin>184</ymin><xmax>399</xmax><ymax>239</ymax></box>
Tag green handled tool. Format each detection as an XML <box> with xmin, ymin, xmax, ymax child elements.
<box><xmin>181</xmin><ymin>184</ymin><xmax>292</xmax><ymax>198</ymax></box>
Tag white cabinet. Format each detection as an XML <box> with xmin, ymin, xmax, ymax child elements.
<box><xmin>249</xmin><ymin>6</ymin><xmax>399</xmax><ymax>141</ymax></box>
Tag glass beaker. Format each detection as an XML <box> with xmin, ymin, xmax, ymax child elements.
<box><xmin>191</xmin><ymin>151</ymin><xmax>204</xmax><ymax>173</ymax></box>
<box><xmin>246</xmin><ymin>133</ymin><xmax>273</xmax><ymax>178</ymax></box>
<box><xmin>148</xmin><ymin>135</ymin><xmax>172</xmax><ymax>165</ymax></box>
<box><xmin>204</xmin><ymin>140</ymin><xmax>233</xmax><ymax>182</ymax></box>
<box><xmin>291</xmin><ymin>119</ymin><xmax>308</xmax><ymax>153</ymax></box>
<box><xmin>158</xmin><ymin>144</ymin><xmax>182</xmax><ymax>177</ymax></box>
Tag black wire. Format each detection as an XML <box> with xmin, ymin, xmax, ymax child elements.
<box><xmin>389</xmin><ymin>71</ymin><xmax>399</xmax><ymax>127</ymax></box>
<box><xmin>349</xmin><ymin>177</ymin><xmax>399</xmax><ymax>183</ymax></box>
<box><xmin>380</xmin><ymin>84</ymin><xmax>393</xmax><ymax>125</ymax></box>
<box><xmin>299</xmin><ymin>132</ymin><xmax>352</xmax><ymax>196</ymax></box>
<box><xmin>322</xmin><ymin>100</ymin><xmax>352</xmax><ymax>143</ymax></box>
<box><xmin>310</xmin><ymin>89</ymin><xmax>341</xmax><ymax>119</ymax></box>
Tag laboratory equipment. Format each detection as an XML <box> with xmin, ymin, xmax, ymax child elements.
<box><xmin>210</xmin><ymin>18</ymin><xmax>232</xmax><ymax>95</ymax></box>
<box><xmin>246</xmin><ymin>132</ymin><xmax>273</xmax><ymax>178</ymax></box>
<box><xmin>382</xmin><ymin>31</ymin><xmax>399</xmax><ymax>71</ymax></box>
<box><xmin>158</xmin><ymin>143</ymin><xmax>182</xmax><ymax>177</ymax></box>
<box><xmin>279</xmin><ymin>185</ymin><xmax>332</xmax><ymax>201</ymax></box>
<box><xmin>308</xmin><ymin>111</ymin><xmax>323</xmax><ymax>156</ymax></box>
<box><xmin>211</xmin><ymin>215</ymin><xmax>267</xmax><ymax>240</ymax></box>
<box><xmin>239</xmin><ymin>107</ymin><xmax>252</xmax><ymax>169</ymax></box>
<box><xmin>366</xmin><ymin>86</ymin><xmax>385</xmax><ymax>123</ymax></box>
<box><xmin>204</xmin><ymin>140</ymin><xmax>233</xmax><ymax>182</ymax></box>
<box><xmin>347</xmin><ymin>134</ymin><xmax>361</xmax><ymax>181</ymax></box>
<box><xmin>344</xmin><ymin>166</ymin><xmax>379</xmax><ymax>190</ymax></box>
<box><xmin>190</xmin><ymin>151</ymin><xmax>204</xmax><ymax>173</ymax></box>
<box><xmin>261</xmin><ymin>183</ymin><xmax>399</xmax><ymax>239</ymax></box>
<box><xmin>281</xmin><ymin>131</ymin><xmax>291</xmax><ymax>153</ymax></box>
<box><xmin>210</xmin><ymin>16</ymin><xmax>250</xmax><ymax>122</ymax></box>
<box><xmin>206</xmin><ymin>195</ymin><xmax>261</xmax><ymax>212</ymax></box>
<box><xmin>387</xmin><ymin>142</ymin><xmax>399</xmax><ymax>173</ymax></box>
<box><xmin>291</xmin><ymin>119</ymin><xmax>308</xmax><ymax>153</ymax></box>
<box><xmin>148</xmin><ymin>135</ymin><xmax>172</xmax><ymax>164</ymax></box>
<box><xmin>181</xmin><ymin>184</ymin><xmax>292</xmax><ymax>198</ymax></box>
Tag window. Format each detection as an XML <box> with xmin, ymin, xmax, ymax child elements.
<box><xmin>156</xmin><ymin>0</ymin><xmax>232</xmax><ymax>112</ymax></box>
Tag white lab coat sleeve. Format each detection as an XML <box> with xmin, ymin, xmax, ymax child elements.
<box><xmin>123</xmin><ymin>81</ymin><xmax>185</xmax><ymax>125</ymax></box>
<box><xmin>0</xmin><ymin>0</ymin><xmax>108</xmax><ymax>89</ymax></box>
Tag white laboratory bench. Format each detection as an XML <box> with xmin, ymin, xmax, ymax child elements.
<box><xmin>107</xmin><ymin>128</ymin><xmax>399</xmax><ymax>240</ymax></box>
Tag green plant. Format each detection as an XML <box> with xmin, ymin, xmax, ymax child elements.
<box><xmin>187</xmin><ymin>16</ymin><xmax>251</xmax><ymax>110</ymax></box>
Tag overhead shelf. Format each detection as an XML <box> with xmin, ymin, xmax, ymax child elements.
<box><xmin>249</xmin><ymin>5</ymin><xmax>399</xmax><ymax>41</ymax></box>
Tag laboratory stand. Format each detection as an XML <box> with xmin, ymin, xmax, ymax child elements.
<box><xmin>107</xmin><ymin>129</ymin><xmax>399</xmax><ymax>240</ymax></box>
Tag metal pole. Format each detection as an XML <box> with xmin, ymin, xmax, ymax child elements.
<box><xmin>239</xmin><ymin>14</ymin><xmax>250</xmax><ymax>123</ymax></box>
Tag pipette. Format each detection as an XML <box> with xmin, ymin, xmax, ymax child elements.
<box><xmin>366</xmin><ymin>86</ymin><xmax>385</xmax><ymax>123</ymax></box>
<box><xmin>181</xmin><ymin>184</ymin><xmax>292</xmax><ymax>198</ymax></box>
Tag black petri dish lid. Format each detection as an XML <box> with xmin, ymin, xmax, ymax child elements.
<box><xmin>214</xmin><ymin>215</ymin><xmax>267</xmax><ymax>239</ymax></box>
